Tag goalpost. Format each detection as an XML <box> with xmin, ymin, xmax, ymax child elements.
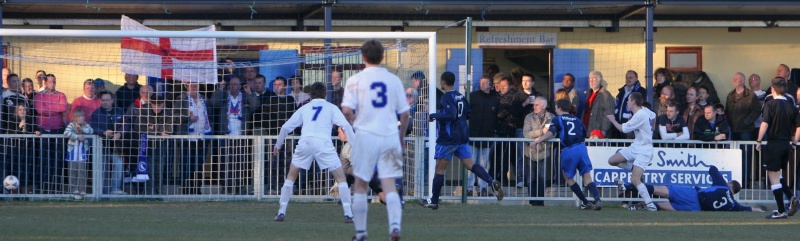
<box><xmin>0</xmin><ymin>28</ymin><xmax>436</xmax><ymax>201</ymax></box>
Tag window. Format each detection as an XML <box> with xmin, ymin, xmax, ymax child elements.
<box><xmin>665</xmin><ymin>46</ymin><xmax>702</xmax><ymax>71</ymax></box>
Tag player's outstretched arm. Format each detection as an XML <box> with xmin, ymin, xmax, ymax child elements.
<box><xmin>707</xmin><ymin>165</ymin><xmax>728</xmax><ymax>187</ymax></box>
<box><xmin>273</xmin><ymin>111</ymin><xmax>304</xmax><ymax>156</ymax></box>
<box><xmin>619</xmin><ymin>112</ymin><xmax>646</xmax><ymax>134</ymax></box>
<box><xmin>429</xmin><ymin>95</ymin><xmax>456</xmax><ymax>121</ymax></box>
<box><xmin>606</xmin><ymin>114</ymin><xmax>623</xmax><ymax>132</ymax></box>
<box><xmin>398</xmin><ymin>111</ymin><xmax>410</xmax><ymax>149</ymax></box>
<box><xmin>342</xmin><ymin>107</ymin><xmax>355</xmax><ymax>125</ymax></box>
<box><xmin>793</xmin><ymin>125</ymin><xmax>800</xmax><ymax>149</ymax></box>
<box><xmin>332</xmin><ymin>107</ymin><xmax>356</xmax><ymax>143</ymax></box>
<box><xmin>755</xmin><ymin>121</ymin><xmax>768</xmax><ymax>151</ymax></box>
<box><xmin>531</xmin><ymin>130</ymin><xmax>554</xmax><ymax>147</ymax></box>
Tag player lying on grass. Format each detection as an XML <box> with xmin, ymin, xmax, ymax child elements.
<box><xmin>617</xmin><ymin>165</ymin><xmax>768</xmax><ymax>212</ymax></box>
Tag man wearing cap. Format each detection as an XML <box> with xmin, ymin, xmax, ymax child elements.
<box><xmin>94</xmin><ymin>78</ymin><xmax>107</xmax><ymax>92</ymax></box>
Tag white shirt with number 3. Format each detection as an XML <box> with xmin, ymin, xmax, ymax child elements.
<box><xmin>341</xmin><ymin>66</ymin><xmax>410</xmax><ymax>136</ymax></box>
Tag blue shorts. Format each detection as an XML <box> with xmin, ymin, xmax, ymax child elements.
<box><xmin>434</xmin><ymin>144</ymin><xmax>472</xmax><ymax>161</ymax></box>
<box><xmin>560</xmin><ymin>143</ymin><xmax>592</xmax><ymax>178</ymax></box>
<box><xmin>668</xmin><ymin>185</ymin><xmax>701</xmax><ymax>211</ymax></box>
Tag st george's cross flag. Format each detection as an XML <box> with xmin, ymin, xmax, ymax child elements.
<box><xmin>120</xmin><ymin>15</ymin><xmax>217</xmax><ymax>84</ymax></box>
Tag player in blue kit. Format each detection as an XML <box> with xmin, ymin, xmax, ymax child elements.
<box><xmin>530</xmin><ymin>99</ymin><xmax>602</xmax><ymax>210</ymax></box>
<box><xmin>617</xmin><ymin>166</ymin><xmax>765</xmax><ymax>212</ymax></box>
<box><xmin>419</xmin><ymin>71</ymin><xmax>504</xmax><ymax>210</ymax></box>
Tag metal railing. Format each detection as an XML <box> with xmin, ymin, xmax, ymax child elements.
<box><xmin>0</xmin><ymin>134</ymin><xmax>794</xmax><ymax>206</ymax></box>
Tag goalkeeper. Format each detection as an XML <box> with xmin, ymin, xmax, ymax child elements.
<box><xmin>618</xmin><ymin>166</ymin><xmax>765</xmax><ymax>212</ymax></box>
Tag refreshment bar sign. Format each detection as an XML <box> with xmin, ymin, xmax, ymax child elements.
<box><xmin>477</xmin><ymin>32</ymin><xmax>557</xmax><ymax>46</ymax></box>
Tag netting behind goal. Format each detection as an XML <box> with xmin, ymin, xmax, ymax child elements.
<box><xmin>0</xmin><ymin>29</ymin><xmax>434</xmax><ymax>201</ymax></box>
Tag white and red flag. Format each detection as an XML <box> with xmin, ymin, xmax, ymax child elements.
<box><xmin>120</xmin><ymin>15</ymin><xmax>217</xmax><ymax>83</ymax></box>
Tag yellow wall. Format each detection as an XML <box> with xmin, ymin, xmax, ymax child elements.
<box><xmin>5</xmin><ymin>25</ymin><xmax>800</xmax><ymax>105</ymax></box>
<box><xmin>654</xmin><ymin>27</ymin><xmax>800</xmax><ymax>103</ymax></box>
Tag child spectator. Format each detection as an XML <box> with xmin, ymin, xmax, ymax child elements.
<box><xmin>714</xmin><ymin>103</ymin><xmax>727</xmax><ymax>119</ymax></box>
<box><xmin>64</xmin><ymin>108</ymin><xmax>93</xmax><ymax>200</ymax></box>
<box><xmin>589</xmin><ymin>129</ymin><xmax>605</xmax><ymax>139</ymax></box>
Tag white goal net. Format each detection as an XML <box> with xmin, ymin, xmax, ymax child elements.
<box><xmin>0</xmin><ymin>27</ymin><xmax>435</xmax><ymax>201</ymax></box>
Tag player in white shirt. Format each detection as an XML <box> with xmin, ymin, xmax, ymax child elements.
<box><xmin>272</xmin><ymin>82</ymin><xmax>357</xmax><ymax>223</ymax></box>
<box><xmin>341</xmin><ymin>39</ymin><xmax>410</xmax><ymax>241</ymax></box>
<box><xmin>606</xmin><ymin>92</ymin><xmax>658</xmax><ymax>211</ymax></box>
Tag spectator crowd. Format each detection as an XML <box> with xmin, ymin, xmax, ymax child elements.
<box><xmin>0</xmin><ymin>62</ymin><xmax>797</xmax><ymax>197</ymax></box>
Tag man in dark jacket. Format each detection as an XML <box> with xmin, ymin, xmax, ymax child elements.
<box><xmin>89</xmin><ymin>91</ymin><xmax>127</xmax><ymax>194</ymax></box>
<box><xmin>256</xmin><ymin>76</ymin><xmax>296</xmax><ymax>136</ymax></box>
<box><xmin>693</xmin><ymin>105</ymin><xmax>731</xmax><ymax>141</ymax></box>
<box><xmin>249</xmin><ymin>74</ymin><xmax>275</xmax><ymax>135</ymax></box>
<box><xmin>613</xmin><ymin>70</ymin><xmax>648</xmax><ymax>139</ymax></box>
<box><xmin>467</xmin><ymin>76</ymin><xmax>499</xmax><ymax>196</ymax></box>
<box><xmin>115</xmin><ymin>73</ymin><xmax>141</xmax><ymax>110</ymax></box>
<box><xmin>495</xmin><ymin>76</ymin><xmax>528</xmax><ymax>187</ymax></box>
<box><xmin>726</xmin><ymin>72</ymin><xmax>761</xmax><ymax>188</ymax></box>
<box><xmin>122</xmin><ymin>95</ymin><xmax>174</xmax><ymax>190</ymax></box>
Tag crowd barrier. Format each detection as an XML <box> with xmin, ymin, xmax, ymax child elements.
<box><xmin>0</xmin><ymin>134</ymin><xmax>795</xmax><ymax>205</ymax></box>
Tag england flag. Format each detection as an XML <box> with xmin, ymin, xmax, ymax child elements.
<box><xmin>120</xmin><ymin>15</ymin><xmax>217</xmax><ymax>84</ymax></box>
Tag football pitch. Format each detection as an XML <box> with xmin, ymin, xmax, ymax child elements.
<box><xmin>1</xmin><ymin>201</ymin><xmax>796</xmax><ymax>241</ymax></box>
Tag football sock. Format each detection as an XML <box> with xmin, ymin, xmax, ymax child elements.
<box><xmin>385</xmin><ymin>192</ymin><xmax>402</xmax><ymax>233</ymax></box>
<box><xmin>636</xmin><ymin>183</ymin><xmax>654</xmax><ymax>206</ymax></box>
<box><xmin>586</xmin><ymin>182</ymin><xmax>601</xmax><ymax>202</ymax></box>
<box><xmin>432</xmin><ymin>174</ymin><xmax>444</xmax><ymax>204</ymax></box>
<box><xmin>395</xmin><ymin>178</ymin><xmax>404</xmax><ymax>202</ymax></box>
<box><xmin>569</xmin><ymin>183</ymin><xmax>589</xmax><ymax>203</ymax></box>
<box><xmin>338</xmin><ymin>182</ymin><xmax>352</xmax><ymax>217</ymax></box>
<box><xmin>278</xmin><ymin>180</ymin><xmax>294</xmax><ymax>214</ymax></box>
<box><xmin>470</xmin><ymin>165</ymin><xmax>494</xmax><ymax>183</ymax></box>
<box><xmin>353</xmin><ymin>193</ymin><xmax>368</xmax><ymax>238</ymax></box>
<box><xmin>617</xmin><ymin>162</ymin><xmax>633</xmax><ymax>171</ymax></box>
<box><xmin>780</xmin><ymin>177</ymin><xmax>794</xmax><ymax>200</ymax></box>
<box><xmin>623</xmin><ymin>183</ymin><xmax>653</xmax><ymax>195</ymax></box>
<box><xmin>773</xmin><ymin>184</ymin><xmax>786</xmax><ymax>213</ymax></box>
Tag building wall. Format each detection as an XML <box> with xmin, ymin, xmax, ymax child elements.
<box><xmin>654</xmin><ymin>27</ymin><xmax>800</xmax><ymax>102</ymax></box>
<box><xmin>4</xmin><ymin>25</ymin><xmax>800</xmax><ymax>104</ymax></box>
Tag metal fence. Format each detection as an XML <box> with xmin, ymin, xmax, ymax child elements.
<box><xmin>1</xmin><ymin>134</ymin><xmax>795</xmax><ymax>205</ymax></box>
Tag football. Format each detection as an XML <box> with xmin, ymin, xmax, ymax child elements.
<box><xmin>4</xmin><ymin>175</ymin><xmax>19</xmax><ymax>190</ymax></box>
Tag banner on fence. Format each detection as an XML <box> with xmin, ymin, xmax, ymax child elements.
<box><xmin>587</xmin><ymin>147</ymin><xmax>741</xmax><ymax>187</ymax></box>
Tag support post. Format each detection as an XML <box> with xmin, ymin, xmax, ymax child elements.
<box><xmin>645</xmin><ymin>1</ymin><xmax>655</xmax><ymax>104</ymax></box>
<box><xmin>461</xmin><ymin>17</ymin><xmax>472</xmax><ymax>204</ymax></box>
<box><xmin>324</xmin><ymin>1</ymin><xmax>333</xmax><ymax>101</ymax></box>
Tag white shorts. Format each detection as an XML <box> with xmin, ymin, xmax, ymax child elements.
<box><xmin>291</xmin><ymin>137</ymin><xmax>342</xmax><ymax>171</ymax></box>
<box><xmin>351</xmin><ymin>131</ymin><xmax>403</xmax><ymax>181</ymax></box>
<box><xmin>618</xmin><ymin>147</ymin><xmax>653</xmax><ymax>170</ymax></box>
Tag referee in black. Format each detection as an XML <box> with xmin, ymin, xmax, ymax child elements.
<box><xmin>756</xmin><ymin>76</ymin><xmax>800</xmax><ymax>219</ymax></box>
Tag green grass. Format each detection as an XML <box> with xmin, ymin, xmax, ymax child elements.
<box><xmin>0</xmin><ymin>201</ymin><xmax>796</xmax><ymax>241</ymax></box>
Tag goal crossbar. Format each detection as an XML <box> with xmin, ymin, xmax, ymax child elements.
<box><xmin>0</xmin><ymin>28</ymin><xmax>435</xmax><ymax>40</ymax></box>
